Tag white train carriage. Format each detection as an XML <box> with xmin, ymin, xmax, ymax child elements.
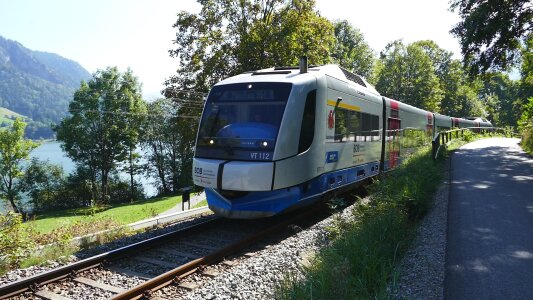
<box><xmin>192</xmin><ymin>59</ymin><xmax>492</xmax><ymax>218</ymax></box>
<box><xmin>193</xmin><ymin>62</ymin><xmax>388</xmax><ymax>218</ymax></box>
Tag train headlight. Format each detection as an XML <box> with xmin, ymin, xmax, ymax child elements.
<box><xmin>262</xmin><ymin>141</ymin><xmax>268</xmax><ymax>147</ymax></box>
<box><xmin>209</xmin><ymin>139</ymin><xmax>215</xmax><ymax>145</ymax></box>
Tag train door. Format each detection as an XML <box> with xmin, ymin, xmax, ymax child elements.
<box><xmin>387</xmin><ymin>118</ymin><xmax>401</xmax><ymax>169</ymax></box>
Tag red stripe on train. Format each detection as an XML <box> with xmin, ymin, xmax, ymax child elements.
<box><xmin>390</xmin><ymin>100</ymin><xmax>399</xmax><ymax>110</ymax></box>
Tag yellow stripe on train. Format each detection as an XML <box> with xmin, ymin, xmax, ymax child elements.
<box><xmin>326</xmin><ymin>100</ymin><xmax>361</xmax><ymax>111</ymax></box>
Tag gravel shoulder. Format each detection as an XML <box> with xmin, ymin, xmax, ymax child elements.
<box><xmin>391</xmin><ymin>165</ymin><xmax>450</xmax><ymax>299</ymax></box>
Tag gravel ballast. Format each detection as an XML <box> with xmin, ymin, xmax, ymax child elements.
<box><xmin>184</xmin><ymin>181</ymin><xmax>450</xmax><ymax>299</ymax></box>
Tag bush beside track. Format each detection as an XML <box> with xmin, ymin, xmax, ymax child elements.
<box><xmin>0</xmin><ymin>195</ymin><xmax>184</xmax><ymax>275</ymax></box>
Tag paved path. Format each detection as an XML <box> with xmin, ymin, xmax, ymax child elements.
<box><xmin>445</xmin><ymin>138</ymin><xmax>533</xmax><ymax>299</ymax></box>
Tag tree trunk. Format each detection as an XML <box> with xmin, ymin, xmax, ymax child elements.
<box><xmin>101</xmin><ymin>170</ymin><xmax>109</xmax><ymax>204</ymax></box>
<box><xmin>8</xmin><ymin>196</ymin><xmax>20</xmax><ymax>214</ymax></box>
<box><xmin>170</xmin><ymin>147</ymin><xmax>178</xmax><ymax>193</ymax></box>
<box><xmin>129</xmin><ymin>145</ymin><xmax>135</xmax><ymax>202</ymax></box>
<box><xmin>152</xmin><ymin>142</ymin><xmax>169</xmax><ymax>194</ymax></box>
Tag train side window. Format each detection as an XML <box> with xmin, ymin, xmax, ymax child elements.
<box><xmin>335</xmin><ymin>108</ymin><xmax>379</xmax><ymax>142</ymax></box>
<box><xmin>298</xmin><ymin>90</ymin><xmax>316</xmax><ymax>153</ymax></box>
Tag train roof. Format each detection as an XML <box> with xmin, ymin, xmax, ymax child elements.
<box><xmin>215</xmin><ymin>64</ymin><xmax>381</xmax><ymax>96</ymax></box>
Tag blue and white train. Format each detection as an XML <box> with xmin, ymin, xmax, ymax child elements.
<box><xmin>192</xmin><ymin>58</ymin><xmax>492</xmax><ymax>218</ymax></box>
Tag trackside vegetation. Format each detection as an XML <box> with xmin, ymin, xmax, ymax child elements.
<box><xmin>276</xmin><ymin>131</ymin><xmax>514</xmax><ymax>299</ymax></box>
<box><xmin>0</xmin><ymin>195</ymin><xmax>183</xmax><ymax>275</ymax></box>
<box><xmin>276</xmin><ymin>145</ymin><xmax>443</xmax><ymax>299</ymax></box>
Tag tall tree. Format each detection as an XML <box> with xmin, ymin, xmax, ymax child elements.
<box><xmin>120</xmin><ymin>71</ymin><xmax>146</xmax><ymax>202</ymax></box>
<box><xmin>165</xmin><ymin>0</ymin><xmax>334</xmax><ymax>94</ymax></box>
<box><xmin>331</xmin><ymin>20</ymin><xmax>375</xmax><ymax>79</ymax></box>
<box><xmin>140</xmin><ymin>95</ymin><xmax>202</xmax><ymax>195</ymax></box>
<box><xmin>450</xmin><ymin>0</ymin><xmax>532</xmax><ymax>75</ymax></box>
<box><xmin>55</xmin><ymin>67</ymin><xmax>144</xmax><ymax>205</ymax></box>
<box><xmin>141</xmin><ymin>100</ymin><xmax>172</xmax><ymax>194</ymax></box>
<box><xmin>376</xmin><ymin>40</ymin><xmax>443</xmax><ymax>111</ymax></box>
<box><xmin>0</xmin><ymin>118</ymin><xmax>38</xmax><ymax>214</ymax></box>
<box><xmin>479</xmin><ymin>72</ymin><xmax>520</xmax><ymax>126</ymax></box>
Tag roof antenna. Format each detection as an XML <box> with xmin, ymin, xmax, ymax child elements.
<box><xmin>299</xmin><ymin>56</ymin><xmax>308</xmax><ymax>74</ymax></box>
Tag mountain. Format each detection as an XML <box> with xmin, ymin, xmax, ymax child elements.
<box><xmin>0</xmin><ymin>35</ymin><xmax>91</xmax><ymax>138</ymax></box>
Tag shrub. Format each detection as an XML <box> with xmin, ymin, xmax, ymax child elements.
<box><xmin>0</xmin><ymin>213</ymin><xmax>36</xmax><ymax>270</ymax></box>
<box><xmin>276</xmin><ymin>146</ymin><xmax>442</xmax><ymax>299</ymax></box>
<box><xmin>33</xmin><ymin>216</ymin><xmax>124</xmax><ymax>246</ymax></box>
<box><xmin>462</xmin><ymin>129</ymin><xmax>475</xmax><ymax>142</ymax></box>
<box><xmin>20</xmin><ymin>158</ymin><xmax>66</xmax><ymax>212</ymax></box>
<box><xmin>521</xmin><ymin>122</ymin><xmax>533</xmax><ymax>154</ymax></box>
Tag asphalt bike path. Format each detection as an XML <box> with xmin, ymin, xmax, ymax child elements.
<box><xmin>445</xmin><ymin>138</ymin><xmax>533</xmax><ymax>299</ymax></box>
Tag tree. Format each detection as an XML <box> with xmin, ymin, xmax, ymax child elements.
<box><xmin>119</xmin><ymin>71</ymin><xmax>146</xmax><ymax>202</ymax></box>
<box><xmin>141</xmin><ymin>99</ymin><xmax>172</xmax><ymax>194</ymax></box>
<box><xmin>375</xmin><ymin>40</ymin><xmax>443</xmax><ymax>111</ymax></box>
<box><xmin>0</xmin><ymin>118</ymin><xmax>38</xmax><ymax>214</ymax></box>
<box><xmin>331</xmin><ymin>20</ymin><xmax>375</xmax><ymax>79</ymax></box>
<box><xmin>19</xmin><ymin>158</ymin><xmax>65</xmax><ymax>212</ymax></box>
<box><xmin>450</xmin><ymin>0</ymin><xmax>532</xmax><ymax>75</ymax></box>
<box><xmin>55</xmin><ymin>67</ymin><xmax>144</xmax><ymax>205</ymax></box>
<box><xmin>439</xmin><ymin>59</ymin><xmax>486</xmax><ymax>118</ymax></box>
<box><xmin>141</xmin><ymin>96</ymin><xmax>202</xmax><ymax>195</ymax></box>
<box><xmin>479</xmin><ymin>72</ymin><xmax>520</xmax><ymax>126</ymax></box>
<box><xmin>165</xmin><ymin>0</ymin><xmax>335</xmax><ymax>94</ymax></box>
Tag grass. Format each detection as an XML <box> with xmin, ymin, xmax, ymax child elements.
<box><xmin>1</xmin><ymin>195</ymin><xmax>182</xmax><ymax>275</ymax></box>
<box><xmin>27</xmin><ymin>195</ymin><xmax>183</xmax><ymax>234</ymax></box>
<box><xmin>276</xmin><ymin>131</ymin><xmax>511</xmax><ymax>299</ymax></box>
<box><xmin>192</xmin><ymin>199</ymin><xmax>208</xmax><ymax>208</ymax></box>
<box><xmin>276</xmin><ymin>145</ymin><xmax>443</xmax><ymax>300</ymax></box>
<box><xmin>0</xmin><ymin>107</ymin><xmax>27</xmax><ymax>126</ymax></box>
<box><xmin>19</xmin><ymin>245</ymin><xmax>77</xmax><ymax>269</ymax></box>
<box><xmin>521</xmin><ymin>125</ymin><xmax>533</xmax><ymax>155</ymax></box>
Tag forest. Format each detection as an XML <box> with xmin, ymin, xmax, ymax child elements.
<box><xmin>0</xmin><ymin>0</ymin><xmax>531</xmax><ymax>215</ymax></box>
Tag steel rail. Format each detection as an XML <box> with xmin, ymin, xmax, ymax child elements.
<box><xmin>112</xmin><ymin>207</ymin><xmax>321</xmax><ymax>300</ymax></box>
<box><xmin>0</xmin><ymin>217</ymin><xmax>220</xmax><ymax>299</ymax></box>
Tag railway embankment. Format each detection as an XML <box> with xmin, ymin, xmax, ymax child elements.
<box><xmin>2</xmin><ymin>134</ymin><xmax>522</xmax><ymax>299</ymax></box>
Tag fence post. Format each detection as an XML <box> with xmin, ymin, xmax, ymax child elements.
<box><xmin>180</xmin><ymin>187</ymin><xmax>192</xmax><ymax>211</ymax></box>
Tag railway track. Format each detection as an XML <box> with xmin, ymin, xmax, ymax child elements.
<box><xmin>0</xmin><ymin>205</ymin><xmax>327</xmax><ymax>300</ymax></box>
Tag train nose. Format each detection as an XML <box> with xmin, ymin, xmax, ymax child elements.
<box><xmin>193</xmin><ymin>158</ymin><xmax>274</xmax><ymax>191</ymax></box>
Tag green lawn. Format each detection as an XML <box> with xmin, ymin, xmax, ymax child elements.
<box><xmin>27</xmin><ymin>195</ymin><xmax>183</xmax><ymax>234</ymax></box>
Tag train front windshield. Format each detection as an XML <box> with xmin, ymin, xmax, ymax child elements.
<box><xmin>195</xmin><ymin>82</ymin><xmax>292</xmax><ymax>161</ymax></box>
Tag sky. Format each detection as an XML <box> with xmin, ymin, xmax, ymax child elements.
<box><xmin>0</xmin><ymin>0</ymin><xmax>463</xmax><ymax>99</ymax></box>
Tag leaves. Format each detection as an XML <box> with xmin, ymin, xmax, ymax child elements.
<box><xmin>375</xmin><ymin>40</ymin><xmax>444</xmax><ymax>112</ymax></box>
<box><xmin>450</xmin><ymin>0</ymin><xmax>533</xmax><ymax>75</ymax></box>
<box><xmin>0</xmin><ymin>118</ymin><xmax>38</xmax><ymax>213</ymax></box>
<box><xmin>55</xmin><ymin>67</ymin><xmax>145</xmax><ymax>204</ymax></box>
<box><xmin>166</xmin><ymin>0</ymin><xmax>334</xmax><ymax>93</ymax></box>
<box><xmin>332</xmin><ymin>20</ymin><xmax>375</xmax><ymax>79</ymax></box>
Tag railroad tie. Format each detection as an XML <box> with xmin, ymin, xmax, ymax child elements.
<box><xmin>34</xmin><ymin>290</ymin><xmax>72</xmax><ymax>300</ymax></box>
<box><xmin>180</xmin><ymin>241</ymin><xmax>219</xmax><ymax>251</ymax></box>
<box><xmin>73</xmin><ymin>277</ymin><xmax>125</xmax><ymax>294</ymax></box>
<box><xmin>106</xmin><ymin>265</ymin><xmax>152</xmax><ymax>280</ymax></box>
<box><xmin>134</xmin><ymin>256</ymin><xmax>175</xmax><ymax>269</ymax></box>
<box><xmin>158</xmin><ymin>248</ymin><xmax>199</xmax><ymax>259</ymax></box>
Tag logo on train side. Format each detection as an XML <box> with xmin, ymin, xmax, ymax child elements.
<box><xmin>328</xmin><ymin>110</ymin><xmax>334</xmax><ymax>129</ymax></box>
<box><xmin>326</xmin><ymin>151</ymin><xmax>338</xmax><ymax>163</ymax></box>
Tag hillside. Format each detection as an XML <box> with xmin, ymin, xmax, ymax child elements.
<box><xmin>0</xmin><ymin>36</ymin><xmax>91</xmax><ymax>138</ymax></box>
<box><xmin>0</xmin><ymin>107</ymin><xmax>27</xmax><ymax>126</ymax></box>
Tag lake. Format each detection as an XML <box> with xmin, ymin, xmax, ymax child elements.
<box><xmin>1</xmin><ymin>141</ymin><xmax>157</xmax><ymax>213</ymax></box>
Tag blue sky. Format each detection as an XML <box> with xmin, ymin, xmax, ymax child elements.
<box><xmin>0</xmin><ymin>0</ymin><xmax>463</xmax><ymax>99</ymax></box>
